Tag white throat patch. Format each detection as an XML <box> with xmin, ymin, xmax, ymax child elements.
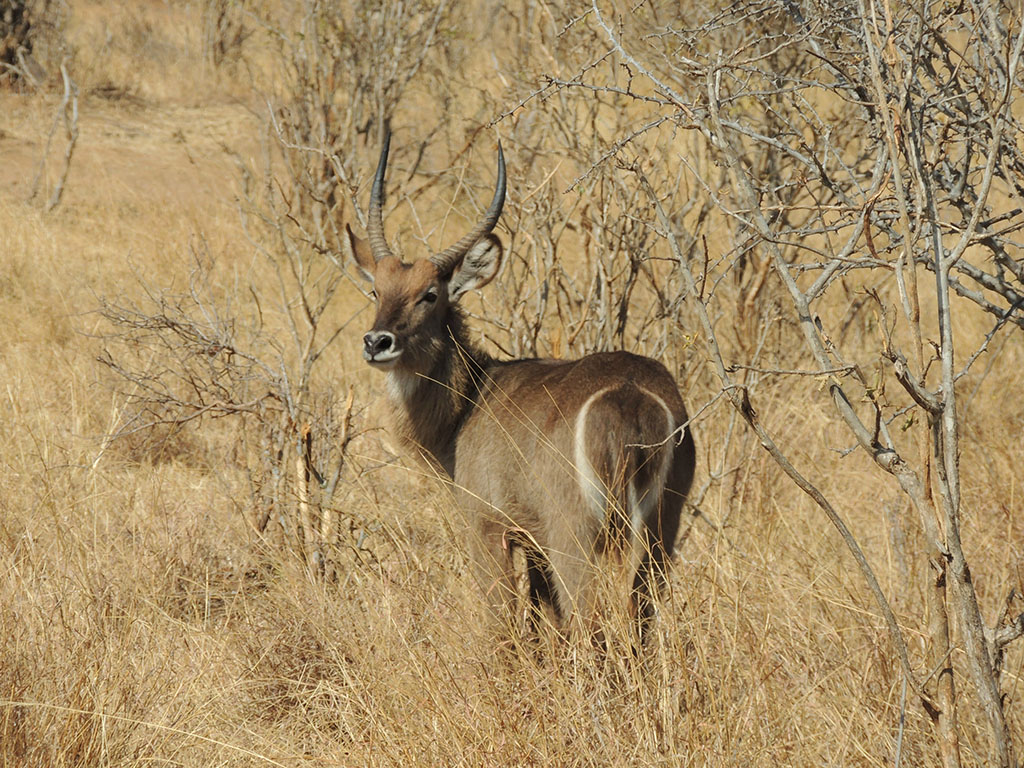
<box><xmin>387</xmin><ymin>370</ymin><xmax>421</xmax><ymax>403</ymax></box>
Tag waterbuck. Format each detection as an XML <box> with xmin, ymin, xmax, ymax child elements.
<box><xmin>346</xmin><ymin>133</ymin><xmax>696</xmax><ymax>641</ymax></box>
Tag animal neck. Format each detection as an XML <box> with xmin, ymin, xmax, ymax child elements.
<box><xmin>385</xmin><ymin>311</ymin><xmax>491</xmax><ymax>477</ymax></box>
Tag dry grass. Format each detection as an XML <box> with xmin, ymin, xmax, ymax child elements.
<box><xmin>1</xmin><ymin>2</ymin><xmax>1022</xmax><ymax>766</ymax></box>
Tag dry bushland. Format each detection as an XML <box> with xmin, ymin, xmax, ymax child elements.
<box><xmin>1</xmin><ymin>0</ymin><xmax>1023</xmax><ymax>766</ymax></box>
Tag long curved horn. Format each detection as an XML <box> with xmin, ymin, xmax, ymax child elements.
<box><xmin>430</xmin><ymin>141</ymin><xmax>506</xmax><ymax>276</ymax></box>
<box><xmin>367</xmin><ymin>131</ymin><xmax>395</xmax><ymax>262</ymax></box>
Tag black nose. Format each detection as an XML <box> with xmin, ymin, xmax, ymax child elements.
<box><xmin>363</xmin><ymin>330</ymin><xmax>395</xmax><ymax>357</ymax></box>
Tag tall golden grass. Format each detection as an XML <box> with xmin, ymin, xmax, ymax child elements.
<box><xmin>1</xmin><ymin>1</ymin><xmax>1021</xmax><ymax>766</ymax></box>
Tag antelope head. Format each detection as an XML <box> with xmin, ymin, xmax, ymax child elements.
<box><xmin>346</xmin><ymin>133</ymin><xmax>507</xmax><ymax>373</ymax></box>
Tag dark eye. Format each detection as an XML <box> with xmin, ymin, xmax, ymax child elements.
<box><xmin>419</xmin><ymin>289</ymin><xmax>438</xmax><ymax>304</ymax></box>
<box><xmin>369</xmin><ymin>289</ymin><xmax>377</xmax><ymax>300</ymax></box>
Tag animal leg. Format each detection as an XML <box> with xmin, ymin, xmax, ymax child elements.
<box><xmin>547</xmin><ymin>544</ymin><xmax>605</xmax><ymax>645</ymax></box>
<box><xmin>467</xmin><ymin>521</ymin><xmax>521</xmax><ymax>637</ymax></box>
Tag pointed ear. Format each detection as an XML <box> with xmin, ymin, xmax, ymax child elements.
<box><xmin>343</xmin><ymin>223</ymin><xmax>376</xmax><ymax>282</ymax></box>
<box><xmin>448</xmin><ymin>234</ymin><xmax>503</xmax><ymax>302</ymax></box>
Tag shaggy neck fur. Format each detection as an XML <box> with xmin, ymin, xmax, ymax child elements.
<box><xmin>385</xmin><ymin>309</ymin><xmax>491</xmax><ymax>478</ymax></box>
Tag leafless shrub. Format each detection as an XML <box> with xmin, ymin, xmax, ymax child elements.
<box><xmin>98</xmin><ymin>0</ymin><xmax>458</xmax><ymax>573</ymax></box>
<box><xmin>502</xmin><ymin>0</ymin><xmax>1024</xmax><ymax>764</ymax></box>
<box><xmin>97</xmin><ymin>242</ymin><xmax>358</xmax><ymax>573</ymax></box>
<box><xmin>244</xmin><ymin>0</ymin><xmax>456</xmax><ymax>247</ymax></box>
